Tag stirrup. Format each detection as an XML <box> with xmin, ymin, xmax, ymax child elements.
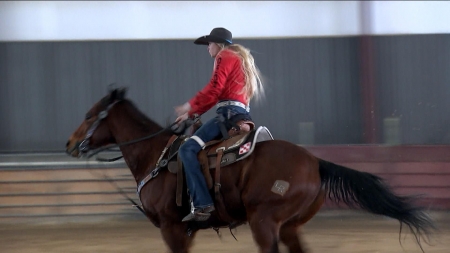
<box><xmin>182</xmin><ymin>206</ymin><xmax>215</xmax><ymax>222</ymax></box>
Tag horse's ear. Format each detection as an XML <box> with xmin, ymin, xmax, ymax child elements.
<box><xmin>109</xmin><ymin>88</ymin><xmax>118</xmax><ymax>101</ymax></box>
<box><xmin>106</xmin><ymin>84</ymin><xmax>126</xmax><ymax>102</ymax></box>
<box><xmin>108</xmin><ymin>82</ymin><xmax>117</xmax><ymax>93</ymax></box>
<box><xmin>117</xmin><ymin>87</ymin><xmax>127</xmax><ymax>100</ymax></box>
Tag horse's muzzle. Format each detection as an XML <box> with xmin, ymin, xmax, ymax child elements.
<box><xmin>66</xmin><ymin>140</ymin><xmax>82</xmax><ymax>158</ymax></box>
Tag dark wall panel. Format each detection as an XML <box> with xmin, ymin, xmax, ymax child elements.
<box><xmin>2</xmin><ymin>34</ymin><xmax>448</xmax><ymax>152</ymax></box>
<box><xmin>374</xmin><ymin>34</ymin><xmax>450</xmax><ymax>144</ymax></box>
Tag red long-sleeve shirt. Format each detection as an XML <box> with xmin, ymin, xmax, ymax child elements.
<box><xmin>188</xmin><ymin>49</ymin><xmax>248</xmax><ymax>117</ymax></box>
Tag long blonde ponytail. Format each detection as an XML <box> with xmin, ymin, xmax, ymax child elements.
<box><xmin>217</xmin><ymin>43</ymin><xmax>265</xmax><ymax>103</ymax></box>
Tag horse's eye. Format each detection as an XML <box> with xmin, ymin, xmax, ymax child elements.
<box><xmin>85</xmin><ymin>114</ymin><xmax>92</xmax><ymax>120</ymax></box>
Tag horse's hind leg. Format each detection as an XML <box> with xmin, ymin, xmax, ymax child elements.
<box><xmin>248</xmin><ymin>213</ymin><xmax>281</xmax><ymax>253</ymax></box>
<box><xmin>279</xmin><ymin>189</ymin><xmax>325</xmax><ymax>253</ymax></box>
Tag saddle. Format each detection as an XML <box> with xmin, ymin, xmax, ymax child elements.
<box><xmin>165</xmin><ymin>126</ymin><xmax>274</xmax><ymax>209</ymax></box>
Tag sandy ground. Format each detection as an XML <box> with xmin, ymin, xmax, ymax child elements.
<box><xmin>0</xmin><ymin>212</ymin><xmax>449</xmax><ymax>253</ymax></box>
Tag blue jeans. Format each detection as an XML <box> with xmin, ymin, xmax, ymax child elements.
<box><xmin>178</xmin><ymin>105</ymin><xmax>250</xmax><ymax>209</ymax></box>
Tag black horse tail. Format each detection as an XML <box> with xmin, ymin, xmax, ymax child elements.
<box><xmin>318</xmin><ymin>159</ymin><xmax>436</xmax><ymax>251</ymax></box>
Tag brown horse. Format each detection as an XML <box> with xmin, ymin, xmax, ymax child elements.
<box><xmin>66</xmin><ymin>88</ymin><xmax>435</xmax><ymax>253</ymax></box>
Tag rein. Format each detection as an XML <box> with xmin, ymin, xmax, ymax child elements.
<box><xmin>77</xmin><ymin>99</ymin><xmax>193</xmax><ymax>217</ymax></box>
<box><xmin>91</xmin><ymin>169</ymin><xmax>147</xmax><ymax>216</ymax></box>
<box><xmin>85</xmin><ymin>122</ymin><xmax>177</xmax><ymax>159</ymax></box>
<box><xmin>77</xmin><ymin>98</ymin><xmax>178</xmax><ymax>160</ymax></box>
<box><xmin>79</xmin><ymin>108</ymin><xmax>182</xmax><ymax>214</ymax></box>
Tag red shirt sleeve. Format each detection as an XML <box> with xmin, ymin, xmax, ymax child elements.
<box><xmin>188</xmin><ymin>51</ymin><xmax>238</xmax><ymax>116</ymax></box>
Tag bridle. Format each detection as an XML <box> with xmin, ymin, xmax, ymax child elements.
<box><xmin>76</xmin><ymin>99</ymin><xmax>177</xmax><ymax>159</ymax></box>
<box><xmin>73</xmin><ymin>98</ymin><xmax>178</xmax><ymax>217</ymax></box>
<box><xmin>78</xmin><ymin>100</ymin><xmax>119</xmax><ymax>155</ymax></box>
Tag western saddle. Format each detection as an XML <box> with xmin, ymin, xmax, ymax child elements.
<box><xmin>167</xmin><ymin>118</ymin><xmax>273</xmax><ymax>206</ymax></box>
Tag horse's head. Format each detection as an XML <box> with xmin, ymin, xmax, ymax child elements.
<box><xmin>66</xmin><ymin>87</ymin><xmax>127</xmax><ymax>157</ymax></box>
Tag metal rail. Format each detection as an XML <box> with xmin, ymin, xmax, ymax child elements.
<box><xmin>0</xmin><ymin>153</ymin><xmax>142</xmax><ymax>221</ymax></box>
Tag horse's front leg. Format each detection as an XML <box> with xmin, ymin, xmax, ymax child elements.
<box><xmin>160</xmin><ymin>221</ymin><xmax>197</xmax><ymax>253</ymax></box>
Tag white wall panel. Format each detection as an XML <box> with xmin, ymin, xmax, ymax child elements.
<box><xmin>0</xmin><ymin>1</ymin><xmax>360</xmax><ymax>41</ymax></box>
<box><xmin>371</xmin><ymin>1</ymin><xmax>450</xmax><ymax>35</ymax></box>
<box><xmin>2</xmin><ymin>1</ymin><xmax>449</xmax><ymax>42</ymax></box>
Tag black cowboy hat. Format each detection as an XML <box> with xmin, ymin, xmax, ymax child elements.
<box><xmin>194</xmin><ymin>27</ymin><xmax>233</xmax><ymax>45</ymax></box>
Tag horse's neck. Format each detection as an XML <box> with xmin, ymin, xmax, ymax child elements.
<box><xmin>108</xmin><ymin>106</ymin><xmax>170</xmax><ymax>183</ymax></box>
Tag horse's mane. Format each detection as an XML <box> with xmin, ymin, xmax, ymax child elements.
<box><xmin>120</xmin><ymin>99</ymin><xmax>164</xmax><ymax>133</ymax></box>
<box><xmin>102</xmin><ymin>87</ymin><xmax>168</xmax><ymax>134</ymax></box>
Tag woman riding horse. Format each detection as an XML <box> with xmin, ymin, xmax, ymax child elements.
<box><xmin>174</xmin><ymin>27</ymin><xmax>265</xmax><ymax>222</ymax></box>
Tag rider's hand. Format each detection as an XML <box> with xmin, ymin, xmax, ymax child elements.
<box><xmin>175</xmin><ymin>112</ymin><xmax>189</xmax><ymax>124</ymax></box>
<box><xmin>175</xmin><ymin>102</ymin><xmax>191</xmax><ymax>117</ymax></box>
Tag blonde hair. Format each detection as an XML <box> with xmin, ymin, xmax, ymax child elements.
<box><xmin>216</xmin><ymin>43</ymin><xmax>265</xmax><ymax>103</ymax></box>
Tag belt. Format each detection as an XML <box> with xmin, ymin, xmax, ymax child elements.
<box><xmin>216</xmin><ymin>100</ymin><xmax>250</xmax><ymax>112</ymax></box>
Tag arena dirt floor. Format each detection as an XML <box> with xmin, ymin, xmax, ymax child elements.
<box><xmin>1</xmin><ymin>211</ymin><xmax>449</xmax><ymax>253</ymax></box>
